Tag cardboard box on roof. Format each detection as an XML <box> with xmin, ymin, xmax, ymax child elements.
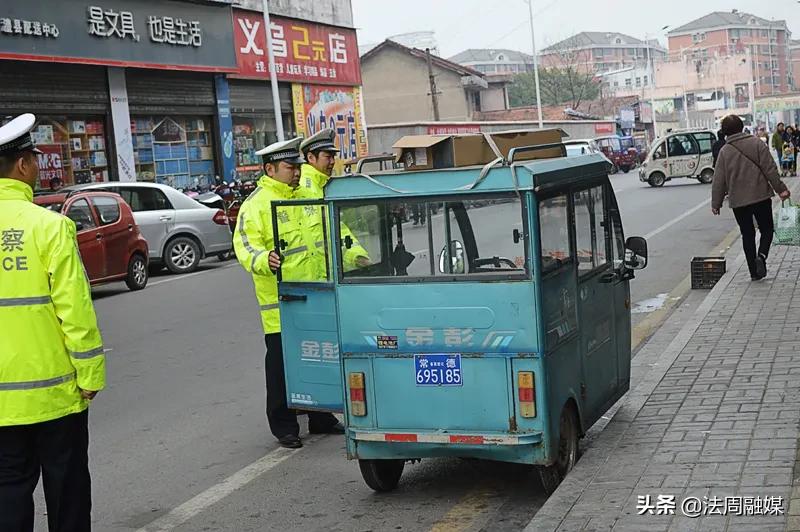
<box><xmin>392</xmin><ymin>128</ymin><xmax>568</xmax><ymax>171</ymax></box>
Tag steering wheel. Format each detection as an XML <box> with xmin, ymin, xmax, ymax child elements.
<box><xmin>471</xmin><ymin>257</ymin><xmax>518</xmax><ymax>269</ymax></box>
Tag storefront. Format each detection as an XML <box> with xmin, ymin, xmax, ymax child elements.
<box><xmin>0</xmin><ymin>61</ymin><xmax>112</xmax><ymax>187</ymax></box>
<box><xmin>0</xmin><ymin>0</ymin><xmax>237</xmax><ymax>186</ymax></box>
<box><xmin>230</xmin><ymin>9</ymin><xmax>366</xmax><ymax>177</ymax></box>
<box><xmin>228</xmin><ymin>80</ymin><xmax>295</xmax><ymax>182</ymax></box>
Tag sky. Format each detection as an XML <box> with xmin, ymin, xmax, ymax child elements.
<box><xmin>351</xmin><ymin>0</ymin><xmax>800</xmax><ymax>58</ymax></box>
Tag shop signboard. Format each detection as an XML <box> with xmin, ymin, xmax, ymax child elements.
<box><xmin>233</xmin><ymin>9</ymin><xmax>361</xmax><ymax>85</ymax></box>
<box><xmin>594</xmin><ymin>123</ymin><xmax>615</xmax><ymax>134</ymax></box>
<box><xmin>215</xmin><ymin>75</ymin><xmax>236</xmax><ymax>183</ymax></box>
<box><xmin>108</xmin><ymin>68</ymin><xmax>136</xmax><ymax>182</ymax></box>
<box><xmin>426</xmin><ymin>124</ymin><xmax>481</xmax><ymax>135</ymax></box>
<box><xmin>292</xmin><ymin>84</ymin><xmax>368</xmax><ymax>174</ymax></box>
<box><xmin>755</xmin><ymin>96</ymin><xmax>800</xmax><ymax>113</ymax></box>
<box><xmin>0</xmin><ymin>0</ymin><xmax>236</xmax><ymax>71</ymax></box>
<box><xmin>36</xmin><ymin>144</ymin><xmax>66</xmax><ymax>189</ymax></box>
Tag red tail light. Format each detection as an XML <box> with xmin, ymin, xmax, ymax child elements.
<box><xmin>212</xmin><ymin>209</ymin><xmax>228</xmax><ymax>225</ymax></box>
<box><xmin>349</xmin><ymin>372</ymin><xmax>366</xmax><ymax>416</ymax></box>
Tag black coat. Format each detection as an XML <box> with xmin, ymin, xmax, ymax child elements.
<box><xmin>712</xmin><ymin>138</ymin><xmax>726</xmax><ymax>167</ymax></box>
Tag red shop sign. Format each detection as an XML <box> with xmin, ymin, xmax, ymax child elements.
<box><xmin>232</xmin><ymin>10</ymin><xmax>361</xmax><ymax>85</ymax></box>
<box><xmin>594</xmin><ymin>123</ymin><xmax>615</xmax><ymax>134</ymax></box>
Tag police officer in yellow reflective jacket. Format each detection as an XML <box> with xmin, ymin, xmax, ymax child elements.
<box><xmin>0</xmin><ymin>114</ymin><xmax>105</xmax><ymax>532</ymax></box>
<box><xmin>297</xmin><ymin>129</ymin><xmax>370</xmax><ymax>275</ymax></box>
<box><xmin>233</xmin><ymin>137</ymin><xmax>341</xmax><ymax>449</ymax></box>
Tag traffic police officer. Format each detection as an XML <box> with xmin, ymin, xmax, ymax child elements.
<box><xmin>233</xmin><ymin>137</ymin><xmax>342</xmax><ymax>449</ymax></box>
<box><xmin>297</xmin><ymin>129</ymin><xmax>370</xmax><ymax>274</ymax></box>
<box><xmin>0</xmin><ymin>114</ymin><xmax>106</xmax><ymax>531</ymax></box>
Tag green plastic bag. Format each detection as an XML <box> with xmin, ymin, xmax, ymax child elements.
<box><xmin>776</xmin><ymin>200</ymin><xmax>800</xmax><ymax>245</ymax></box>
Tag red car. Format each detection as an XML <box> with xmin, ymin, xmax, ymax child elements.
<box><xmin>34</xmin><ymin>191</ymin><xmax>150</xmax><ymax>291</ymax></box>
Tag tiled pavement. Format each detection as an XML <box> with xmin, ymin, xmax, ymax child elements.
<box><xmin>525</xmin><ymin>244</ymin><xmax>800</xmax><ymax>531</ymax></box>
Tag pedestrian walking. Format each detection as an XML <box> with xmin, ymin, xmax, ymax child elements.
<box><xmin>0</xmin><ymin>114</ymin><xmax>106</xmax><ymax>532</ymax></box>
<box><xmin>772</xmin><ymin>122</ymin><xmax>786</xmax><ymax>169</ymax></box>
<box><xmin>712</xmin><ymin>114</ymin><xmax>791</xmax><ymax>280</ymax></box>
<box><xmin>233</xmin><ymin>137</ymin><xmax>344</xmax><ymax>449</ymax></box>
<box><xmin>712</xmin><ymin>129</ymin><xmax>726</xmax><ymax>167</ymax></box>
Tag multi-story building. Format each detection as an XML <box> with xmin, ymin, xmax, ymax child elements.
<box><xmin>667</xmin><ymin>10</ymin><xmax>791</xmax><ymax>96</ymax></box>
<box><xmin>448</xmin><ymin>48</ymin><xmax>533</xmax><ymax>75</ymax></box>
<box><xmin>539</xmin><ymin>32</ymin><xmax>667</xmax><ymax>74</ymax></box>
<box><xmin>790</xmin><ymin>39</ymin><xmax>800</xmax><ymax>91</ymax></box>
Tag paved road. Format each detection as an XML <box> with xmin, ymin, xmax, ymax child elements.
<box><xmin>32</xmin><ymin>172</ymin><xmax>752</xmax><ymax>531</ymax></box>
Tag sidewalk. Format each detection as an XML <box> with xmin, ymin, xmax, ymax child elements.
<box><xmin>526</xmin><ymin>244</ymin><xmax>800</xmax><ymax>531</ymax></box>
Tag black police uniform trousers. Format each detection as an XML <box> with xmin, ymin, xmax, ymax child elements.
<box><xmin>265</xmin><ymin>333</ymin><xmax>338</xmax><ymax>438</ymax></box>
<box><xmin>0</xmin><ymin>410</ymin><xmax>91</xmax><ymax>532</ymax></box>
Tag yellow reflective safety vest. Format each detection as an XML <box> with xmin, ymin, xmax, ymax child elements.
<box><xmin>0</xmin><ymin>178</ymin><xmax>105</xmax><ymax>426</ymax></box>
<box><xmin>296</xmin><ymin>164</ymin><xmax>369</xmax><ymax>275</ymax></box>
<box><xmin>233</xmin><ymin>175</ymin><xmax>318</xmax><ymax>334</ymax></box>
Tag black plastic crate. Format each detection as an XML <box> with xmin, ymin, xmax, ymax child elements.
<box><xmin>691</xmin><ymin>257</ymin><xmax>726</xmax><ymax>289</ymax></box>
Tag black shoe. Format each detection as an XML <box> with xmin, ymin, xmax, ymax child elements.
<box><xmin>309</xmin><ymin>422</ymin><xmax>345</xmax><ymax>435</ymax></box>
<box><xmin>755</xmin><ymin>254</ymin><xmax>767</xmax><ymax>279</ymax></box>
<box><xmin>277</xmin><ymin>434</ymin><xmax>302</xmax><ymax>448</ymax></box>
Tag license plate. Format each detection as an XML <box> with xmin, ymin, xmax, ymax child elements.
<box><xmin>414</xmin><ymin>354</ymin><xmax>462</xmax><ymax>386</ymax></box>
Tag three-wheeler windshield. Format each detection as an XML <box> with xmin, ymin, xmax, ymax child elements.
<box><xmin>336</xmin><ymin>194</ymin><xmax>530</xmax><ymax>282</ymax></box>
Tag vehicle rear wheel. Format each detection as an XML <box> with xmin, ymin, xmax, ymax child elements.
<box><xmin>358</xmin><ymin>459</ymin><xmax>405</xmax><ymax>492</ymax></box>
<box><xmin>648</xmin><ymin>172</ymin><xmax>666</xmax><ymax>187</ymax></box>
<box><xmin>125</xmin><ymin>254</ymin><xmax>148</xmax><ymax>291</ymax></box>
<box><xmin>537</xmin><ymin>404</ymin><xmax>579</xmax><ymax>495</ymax></box>
<box><xmin>164</xmin><ymin>237</ymin><xmax>201</xmax><ymax>274</ymax></box>
<box><xmin>699</xmin><ymin>168</ymin><xmax>714</xmax><ymax>184</ymax></box>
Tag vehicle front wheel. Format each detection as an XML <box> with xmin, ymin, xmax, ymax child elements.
<box><xmin>358</xmin><ymin>459</ymin><xmax>405</xmax><ymax>492</ymax></box>
<box><xmin>648</xmin><ymin>172</ymin><xmax>666</xmax><ymax>187</ymax></box>
<box><xmin>164</xmin><ymin>237</ymin><xmax>201</xmax><ymax>274</ymax></box>
<box><xmin>125</xmin><ymin>254</ymin><xmax>148</xmax><ymax>291</ymax></box>
<box><xmin>537</xmin><ymin>404</ymin><xmax>579</xmax><ymax>495</ymax></box>
<box><xmin>698</xmin><ymin>168</ymin><xmax>714</xmax><ymax>184</ymax></box>
<box><xmin>621</xmin><ymin>166</ymin><xmax>630</xmax><ymax>173</ymax></box>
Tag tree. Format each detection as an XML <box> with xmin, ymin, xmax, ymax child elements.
<box><xmin>508</xmin><ymin>36</ymin><xmax>600</xmax><ymax>109</ymax></box>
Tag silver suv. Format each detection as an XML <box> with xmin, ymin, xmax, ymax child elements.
<box><xmin>64</xmin><ymin>182</ymin><xmax>232</xmax><ymax>274</ymax></box>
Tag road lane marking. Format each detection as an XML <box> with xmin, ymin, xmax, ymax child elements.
<box><xmin>147</xmin><ymin>263</ymin><xmax>238</xmax><ymax>287</ymax></box>
<box><xmin>135</xmin><ymin>435</ymin><xmax>324</xmax><ymax>532</ymax></box>
<box><xmin>642</xmin><ymin>197</ymin><xmax>710</xmax><ymax>240</ymax></box>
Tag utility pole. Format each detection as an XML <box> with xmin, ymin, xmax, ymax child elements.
<box><xmin>262</xmin><ymin>0</ymin><xmax>284</xmax><ymax>141</ymax></box>
<box><xmin>426</xmin><ymin>48</ymin><xmax>441</xmax><ymax>121</ymax></box>
<box><xmin>526</xmin><ymin>0</ymin><xmax>544</xmax><ymax>128</ymax></box>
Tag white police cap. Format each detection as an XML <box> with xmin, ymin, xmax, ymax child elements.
<box><xmin>0</xmin><ymin>113</ymin><xmax>42</xmax><ymax>156</ymax></box>
<box><xmin>300</xmin><ymin>128</ymin><xmax>337</xmax><ymax>155</ymax></box>
<box><xmin>255</xmin><ymin>137</ymin><xmax>305</xmax><ymax>165</ymax></box>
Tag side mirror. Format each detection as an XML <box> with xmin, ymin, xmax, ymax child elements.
<box><xmin>624</xmin><ymin>236</ymin><xmax>648</xmax><ymax>270</ymax></box>
<box><xmin>438</xmin><ymin>240</ymin><xmax>465</xmax><ymax>274</ymax></box>
<box><xmin>512</xmin><ymin>228</ymin><xmax>521</xmax><ymax>244</ymax></box>
<box><xmin>344</xmin><ymin>235</ymin><xmax>353</xmax><ymax>249</ymax></box>
<box><xmin>75</xmin><ymin>222</ymin><xmax>84</xmax><ymax>231</ymax></box>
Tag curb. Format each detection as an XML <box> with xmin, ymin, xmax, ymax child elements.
<box><xmin>524</xmin><ymin>250</ymin><xmax>748</xmax><ymax>531</ymax></box>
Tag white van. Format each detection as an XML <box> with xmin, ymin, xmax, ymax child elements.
<box><xmin>638</xmin><ymin>129</ymin><xmax>716</xmax><ymax>187</ymax></box>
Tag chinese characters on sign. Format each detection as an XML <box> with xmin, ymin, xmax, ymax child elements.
<box><xmin>0</xmin><ymin>17</ymin><xmax>59</xmax><ymax>38</ymax></box>
<box><xmin>86</xmin><ymin>6</ymin><xmax>202</xmax><ymax>47</ymax></box>
<box><xmin>1</xmin><ymin>229</ymin><xmax>25</xmax><ymax>253</ymax></box>
<box><xmin>300</xmin><ymin>340</ymin><xmax>339</xmax><ymax>363</ymax></box>
<box><xmin>636</xmin><ymin>494</ymin><xmax>784</xmax><ymax>517</ymax></box>
<box><xmin>36</xmin><ymin>145</ymin><xmax>66</xmax><ymax>188</ymax></box>
<box><xmin>292</xmin><ymin>84</ymin><xmax>368</xmax><ymax>173</ymax></box>
<box><xmin>233</xmin><ymin>10</ymin><xmax>361</xmax><ymax>85</ymax></box>
<box><xmin>87</xmin><ymin>6</ymin><xmax>138</xmax><ymax>41</ymax></box>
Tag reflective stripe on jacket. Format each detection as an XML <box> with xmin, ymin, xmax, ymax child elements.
<box><xmin>296</xmin><ymin>164</ymin><xmax>370</xmax><ymax>275</ymax></box>
<box><xmin>233</xmin><ymin>175</ymin><xmax>318</xmax><ymax>333</ymax></box>
<box><xmin>0</xmin><ymin>178</ymin><xmax>105</xmax><ymax>426</ymax></box>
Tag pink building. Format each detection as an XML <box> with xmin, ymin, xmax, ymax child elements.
<box><xmin>539</xmin><ymin>32</ymin><xmax>666</xmax><ymax>74</ymax></box>
<box><xmin>667</xmin><ymin>10</ymin><xmax>791</xmax><ymax>96</ymax></box>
